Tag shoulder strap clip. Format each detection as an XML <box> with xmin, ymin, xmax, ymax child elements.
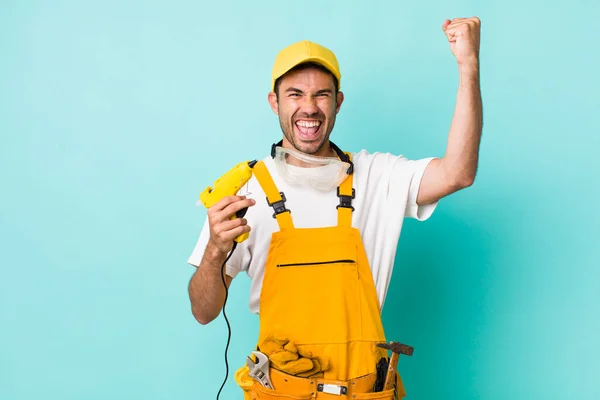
<box><xmin>267</xmin><ymin>192</ymin><xmax>291</xmax><ymax>219</ymax></box>
<box><xmin>336</xmin><ymin>187</ymin><xmax>355</xmax><ymax>211</ymax></box>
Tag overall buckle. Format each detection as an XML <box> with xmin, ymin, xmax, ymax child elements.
<box><xmin>336</xmin><ymin>187</ymin><xmax>355</xmax><ymax>211</ymax></box>
<box><xmin>266</xmin><ymin>192</ymin><xmax>290</xmax><ymax>218</ymax></box>
<box><xmin>317</xmin><ymin>383</ymin><xmax>348</xmax><ymax>396</ymax></box>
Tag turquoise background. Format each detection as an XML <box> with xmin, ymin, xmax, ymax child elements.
<box><xmin>1</xmin><ymin>0</ymin><xmax>599</xmax><ymax>399</ymax></box>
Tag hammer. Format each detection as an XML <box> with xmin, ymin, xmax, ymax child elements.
<box><xmin>376</xmin><ymin>342</ymin><xmax>414</xmax><ymax>391</ymax></box>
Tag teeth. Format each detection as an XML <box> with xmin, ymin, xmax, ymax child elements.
<box><xmin>296</xmin><ymin>120</ymin><xmax>321</xmax><ymax>128</ymax></box>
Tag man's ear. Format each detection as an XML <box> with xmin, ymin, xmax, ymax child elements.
<box><xmin>335</xmin><ymin>91</ymin><xmax>344</xmax><ymax>114</ymax></box>
<box><xmin>268</xmin><ymin>92</ymin><xmax>279</xmax><ymax>115</ymax></box>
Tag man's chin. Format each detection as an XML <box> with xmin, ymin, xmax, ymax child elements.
<box><xmin>294</xmin><ymin>139</ymin><xmax>325</xmax><ymax>155</ymax></box>
<box><xmin>282</xmin><ymin>129</ymin><xmax>328</xmax><ymax>155</ymax></box>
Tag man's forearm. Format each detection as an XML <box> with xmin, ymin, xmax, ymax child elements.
<box><xmin>188</xmin><ymin>242</ymin><xmax>231</xmax><ymax>325</ymax></box>
<box><xmin>442</xmin><ymin>61</ymin><xmax>483</xmax><ymax>186</ymax></box>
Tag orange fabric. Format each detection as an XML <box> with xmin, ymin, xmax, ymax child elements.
<box><xmin>252</xmin><ymin>160</ymin><xmax>294</xmax><ymax>230</ymax></box>
<box><xmin>235</xmin><ymin>154</ymin><xmax>406</xmax><ymax>399</ymax></box>
<box><xmin>235</xmin><ymin>364</ymin><xmax>400</xmax><ymax>399</ymax></box>
<box><xmin>336</xmin><ymin>153</ymin><xmax>354</xmax><ymax>227</ymax></box>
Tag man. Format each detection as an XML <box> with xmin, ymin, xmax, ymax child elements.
<box><xmin>187</xmin><ymin>17</ymin><xmax>482</xmax><ymax>399</ymax></box>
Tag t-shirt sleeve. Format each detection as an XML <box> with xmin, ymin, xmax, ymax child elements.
<box><xmin>186</xmin><ymin>219</ymin><xmax>250</xmax><ymax>279</ymax></box>
<box><xmin>379</xmin><ymin>154</ymin><xmax>438</xmax><ymax>221</ymax></box>
<box><xmin>402</xmin><ymin>157</ymin><xmax>439</xmax><ymax>221</ymax></box>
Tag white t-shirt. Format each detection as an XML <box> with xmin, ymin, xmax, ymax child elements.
<box><xmin>188</xmin><ymin>150</ymin><xmax>439</xmax><ymax>314</ymax></box>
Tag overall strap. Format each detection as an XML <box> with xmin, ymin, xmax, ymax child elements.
<box><xmin>252</xmin><ymin>161</ymin><xmax>294</xmax><ymax>230</ymax></box>
<box><xmin>337</xmin><ymin>152</ymin><xmax>355</xmax><ymax>227</ymax></box>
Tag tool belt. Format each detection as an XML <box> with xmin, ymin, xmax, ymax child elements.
<box><xmin>240</xmin><ymin>366</ymin><xmax>400</xmax><ymax>400</ymax></box>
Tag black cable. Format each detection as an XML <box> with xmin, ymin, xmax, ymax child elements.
<box><xmin>216</xmin><ymin>241</ymin><xmax>237</xmax><ymax>400</ymax></box>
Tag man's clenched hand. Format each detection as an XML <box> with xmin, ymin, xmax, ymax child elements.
<box><xmin>442</xmin><ymin>17</ymin><xmax>481</xmax><ymax>68</ymax></box>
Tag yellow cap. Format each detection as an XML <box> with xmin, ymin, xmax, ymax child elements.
<box><xmin>271</xmin><ymin>40</ymin><xmax>341</xmax><ymax>92</ymax></box>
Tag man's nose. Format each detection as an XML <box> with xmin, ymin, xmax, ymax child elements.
<box><xmin>299</xmin><ymin>95</ymin><xmax>319</xmax><ymax>115</ymax></box>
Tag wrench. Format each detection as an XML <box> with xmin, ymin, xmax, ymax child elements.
<box><xmin>246</xmin><ymin>351</ymin><xmax>274</xmax><ymax>389</ymax></box>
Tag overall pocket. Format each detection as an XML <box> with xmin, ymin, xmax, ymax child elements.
<box><xmin>251</xmin><ymin>380</ymin><xmax>313</xmax><ymax>400</ymax></box>
<box><xmin>352</xmin><ymin>388</ymin><xmax>396</xmax><ymax>400</ymax></box>
<box><xmin>261</xmin><ymin>242</ymin><xmax>362</xmax><ymax>344</ymax></box>
<box><xmin>277</xmin><ymin>259</ymin><xmax>356</xmax><ymax>267</ymax></box>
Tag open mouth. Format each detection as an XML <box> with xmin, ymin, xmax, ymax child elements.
<box><xmin>294</xmin><ymin>119</ymin><xmax>322</xmax><ymax>141</ymax></box>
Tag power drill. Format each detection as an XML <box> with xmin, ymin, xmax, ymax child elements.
<box><xmin>200</xmin><ymin>160</ymin><xmax>257</xmax><ymax>242</ymax></box>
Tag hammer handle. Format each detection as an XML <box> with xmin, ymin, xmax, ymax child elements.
<box><xmin>383</xmin><ymin>352</ymin><xmax>399</xmax><ymax>391</ymax></box>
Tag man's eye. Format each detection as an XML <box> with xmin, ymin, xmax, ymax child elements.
<box><xmin>289</xmin><ymin>93</ymin><xmax>301</xmax><ymax>97</ymax></box>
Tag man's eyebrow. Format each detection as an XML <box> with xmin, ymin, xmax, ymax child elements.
<box><xmin>284</xmin><ymin>88</ymin><xmax>334</xmax><ymax>94</ymax></box>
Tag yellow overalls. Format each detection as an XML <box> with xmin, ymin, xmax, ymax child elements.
<box><xmin>234</xmin><ymin>155</ymin><xmax>406</xmax><ymax>399</ymax></box>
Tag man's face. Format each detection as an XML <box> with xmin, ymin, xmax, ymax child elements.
<box><xmin>268</xmin><ymin>67</ymin><xmax>344</xmax><ymax>156</ymax></box>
